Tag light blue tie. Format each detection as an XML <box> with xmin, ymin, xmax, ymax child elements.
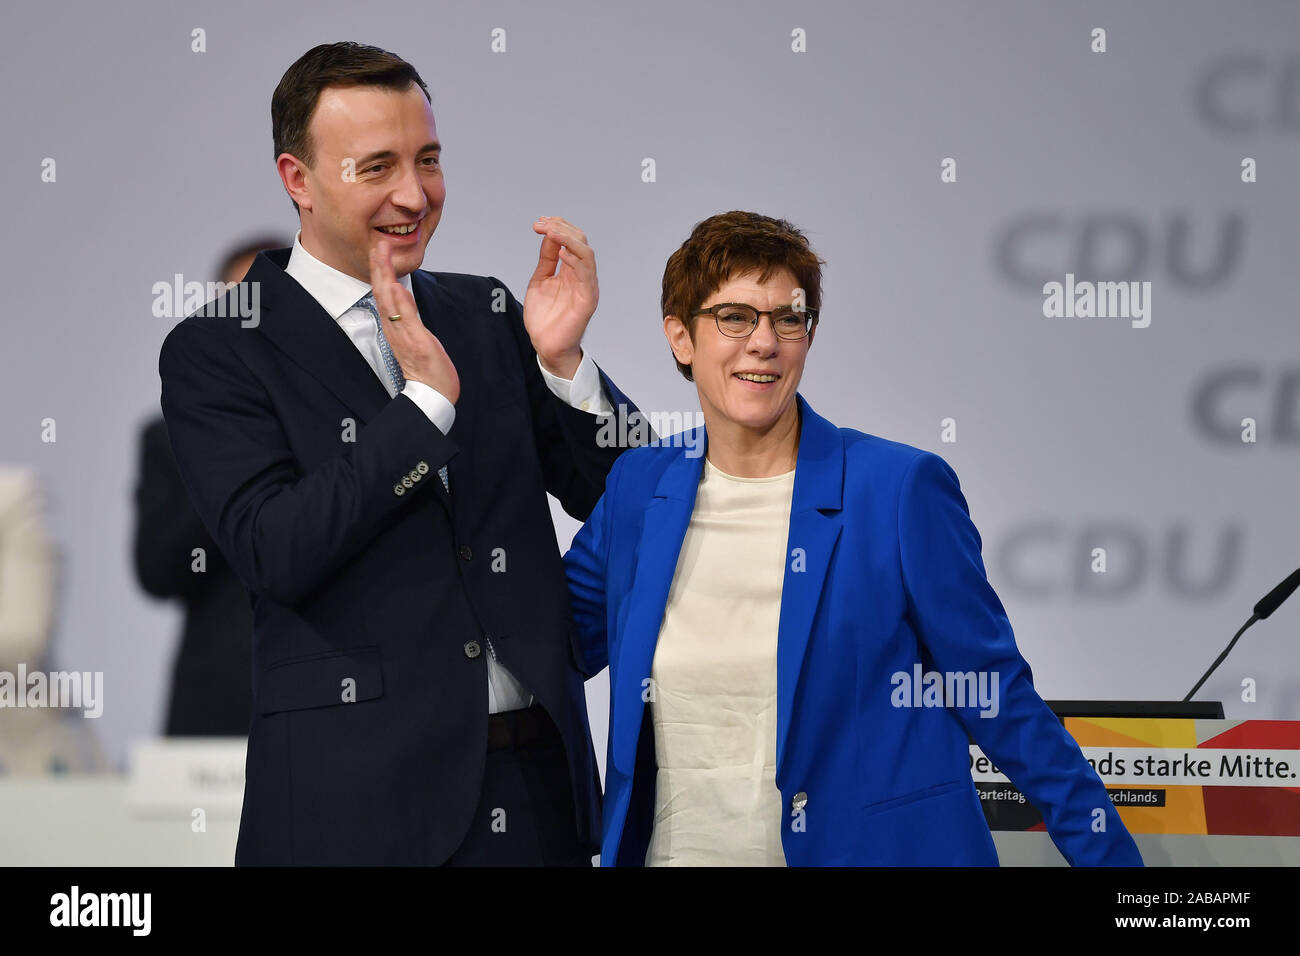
<box><xmin>356</xmin><ymin>293</ymin><xmax>449</xmax><ymax>493</ymax></box>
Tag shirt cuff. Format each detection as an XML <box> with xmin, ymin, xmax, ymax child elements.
<box><xmin>401</xmin><ymin>380</ymin><xmax>456</xmax><ymax>435</ymax></box>
<box><xmin>537</xmin><ymin>351</ymin><xmax>613</xmax><ymax>416</ymax></box>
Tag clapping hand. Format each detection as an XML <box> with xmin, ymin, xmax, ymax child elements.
<box><xmin>523</xmin><ymin>216</ymin><xmax>598</xmax><ymax>379</ymax></box>
<box><xmin>368</xmin><ymin>242</ymin><xmax>460</xmax><ymax>404</ymax></box>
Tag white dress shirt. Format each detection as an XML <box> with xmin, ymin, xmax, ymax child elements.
<box><xmin>284</xmin><ymin>232</ymin><xmax>611</xmax><ymax>712</ymax></box>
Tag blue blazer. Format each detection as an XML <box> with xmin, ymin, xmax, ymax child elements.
<box><xmin>564</xmin><ymin>394</ymin><xmax>1143</xmax><ymax>866</ymax></box>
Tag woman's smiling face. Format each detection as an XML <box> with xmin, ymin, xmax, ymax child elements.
<box><xmin>664</xmin><ymin>268</ymin><xmax>811</xmax><ymax>435</ymax></box>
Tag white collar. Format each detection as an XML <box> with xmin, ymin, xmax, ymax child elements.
<box><xmin>284</xmin><ymin>230</ymin><xmax>414</xmax><ymax>320</ymax></box>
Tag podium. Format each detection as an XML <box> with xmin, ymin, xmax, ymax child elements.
<box><xmin>973</xmin><ymin>701</ymin><xmax>1300</xmax><ymax>865</ymax></box>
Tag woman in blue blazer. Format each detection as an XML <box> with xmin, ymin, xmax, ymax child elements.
<box><xmin>564</xmin><ymin>211</ymin><xmax>1142</xmax><ymax>866</ymax></box>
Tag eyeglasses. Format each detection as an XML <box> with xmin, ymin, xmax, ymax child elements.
<box><xmin>690</xmin><ymin>303</ymin><xmax>819</xmax><ymax>341</ymax></box>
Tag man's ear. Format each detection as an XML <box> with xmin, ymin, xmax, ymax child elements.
<box><xmin>277</xmin><ymin>153</ymin><xmax>313</xmax><ymax>212</ymax></box>
<box><xmin>663</xmin><ymin>315</ymin><xmax>694</xmax><ymax>367</ymax></box>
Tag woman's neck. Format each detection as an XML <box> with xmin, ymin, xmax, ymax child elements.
<box><xmin>703</xmin><ymin>402</ymin><xmax>801</xmax><ymax>478</ymax></box>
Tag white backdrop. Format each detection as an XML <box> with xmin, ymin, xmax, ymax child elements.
<box><xmin>0</xmin><ymin>0</ymin><xmax>1296</xmax><ymax>779</ymax></box>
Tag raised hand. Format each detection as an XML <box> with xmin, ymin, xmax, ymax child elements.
<box><xmin>369</xmin><ymin>242</ymin><xmax>460</xmax><ymax>405</ymax></box>
<box><xmin>523</xmin><ymin>216</ymin><xmax>598</xmax><ymax>379</ymax></box>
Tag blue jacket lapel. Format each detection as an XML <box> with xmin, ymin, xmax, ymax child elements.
<box><xmin>610</xmin><ymin>436</ymin><xmax>704</xmax><ymax>775</ymax></box>
<box><xmin>609</xmin><ymin>395</ymin><xmax>845</xmax><ymax>781</ymax></box>
<box><xmin>776</xmin><ymin>396</ymin><xmax>844</xmax><ymax>781</ymax></box>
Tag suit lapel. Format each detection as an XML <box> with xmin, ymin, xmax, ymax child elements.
<box><xmin>410</xmin><ymin>270</ymin><xmax>463</xmax><ymax>517</ymax></box>
<box><xmin>251</xmin><ymin>252</ymin><xmax>463</xmax><ymax>521</ymax></box>
<box><xmin>775</xmin><ymin>396</ymin><xmax>845</xmax><ymax>780</ymax></box>
<box><xmin>250</xmin><ymin>250</ymin><xmax>391</xmax><ymax>425</ymax></box>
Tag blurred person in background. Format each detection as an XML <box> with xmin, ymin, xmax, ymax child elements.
<box><xmin>0</xmin><ymin>468</ymin><xmax>105</xmax><ymax>773</ymax></box>
<box><xmin>133</xmin><ymin>236</ymin><xmax>287</xmax><ymax>737</ymax></box>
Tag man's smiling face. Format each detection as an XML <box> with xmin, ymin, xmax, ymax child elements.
<box><xmin>288</xmin><ymin>82</ymin><xmax>445</xmax><ymax>281</ymax></box>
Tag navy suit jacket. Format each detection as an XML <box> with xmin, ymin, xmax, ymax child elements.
<box><xmin>564</xmin><ymin>394</ymin><xmax>1143</xmax><ymax>866</ymax></box>
<box><xmin>159</xmin><ymin>248</ymin><xmax>631</xmax><ymax>864</ymax></box>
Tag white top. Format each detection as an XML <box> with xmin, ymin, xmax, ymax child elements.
<box><xmin>646</xmin><ymin>457</ymin><xmax>796</xmax><ymax>866</ymax></box>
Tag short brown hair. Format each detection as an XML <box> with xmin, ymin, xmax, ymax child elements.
<box><xmin>271</xmin><ymin>42</ymin><xmax>432</xmax><ymax>213</ymax></box>
<box><xmin>661</xmin><ymin>211</ymin><xmax>825</xmax><ymax>381</ymax></box>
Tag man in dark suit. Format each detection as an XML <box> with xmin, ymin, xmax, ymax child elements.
<box><xmin>134</xmin><ymin>237</ymin><xmax>285</xmax><ymax>737</ymax></box>
<box><xmin>158</xmin><ymin>42</ymin><xmax>634</xmax><ymax>864</ymax></box>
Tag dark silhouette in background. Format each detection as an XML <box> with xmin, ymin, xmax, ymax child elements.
<box><xmin>133</xmin><ymin>237</ymin><xmax>287</xmax><ymax>737</ymax></box>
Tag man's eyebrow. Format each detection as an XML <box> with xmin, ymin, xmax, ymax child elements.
<box><xmin>355</xmin><ymin>142</ymin><xmax>441</xmax><ymax>166</ymax></box>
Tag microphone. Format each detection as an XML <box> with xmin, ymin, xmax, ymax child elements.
<box><xmin>1254</xmin><ymin>567</ymin><xmax>1300</xmax><ymax>620</ymax></box>
<box><xmin>1184</xmin><ymin>567</ymin><xmax>1300</xmax><ymax>702</ymax></box>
